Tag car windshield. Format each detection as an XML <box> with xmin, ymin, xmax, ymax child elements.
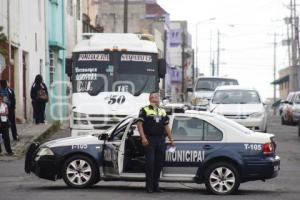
<box><xmin>294</xmin><ymin>94</ymin><xmax>300</xmax><ymax>104</ymax></box>
<box><xmin>109</xmin><ymin>117</ymin><xmax>137</xmax><ymax>140</ymax></box>
<box><xmin>212</xmin><ymin>90</ymin><xmax>261</xmax><ymax>104</ymax></box>
<box><xmin>195</xmin><ymin>78</ymin><xmax>238</xmax><ymax>91</ymax></box>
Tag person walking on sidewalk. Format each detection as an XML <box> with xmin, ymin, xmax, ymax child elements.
<box><xmin>0</xmin><ymin>94</ymin><xmax>14</xmax><ymax>156</ymax></box>
<box><xmin>30</xmin><ymin>75</ymin><xmax>48</xmax><ymax>124</ymax></box>
<box><xmin>0</xmin><ymin>80</ymin><xmax>19</xmax><ymax>141</ymax></box>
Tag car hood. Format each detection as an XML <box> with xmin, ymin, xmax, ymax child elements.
<box><xmin>292</xmin><ymin>104</ymin><xmax>300</xmax><ymax>110</ymax></box>
<box><xmin>210</xmin><ymin>104</ymin><xmax>265</xmax><ymax>115</ymax></box>
<box><xmin>193</xmin><ymin>91</ymin><xmax>214</xmax><ymax>99</ymax></box>
<box><xmin>42</xmin><ymin>135</ymin><xmax>102</xmax><ymax>148</ymax></box>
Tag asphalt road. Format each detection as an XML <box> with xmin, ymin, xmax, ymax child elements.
<box><xmin>0</xmin><ymin>115</ymin><xmax>300</xmax><ymax>200</ymax></box>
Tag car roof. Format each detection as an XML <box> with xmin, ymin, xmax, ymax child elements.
<box><xmin>215</xmin><ymin>85</ymin><xmax>256</xmax><ymax>91</ymax></box>
<box><xmin>179</xmin><ymin>110</ymin><xmax>217</xmax><ymax>117</ymax></box>
<box><xmin>196</xmin><ymin>76</ymin><xmax>237</xmax><ymax>81</ymax></box>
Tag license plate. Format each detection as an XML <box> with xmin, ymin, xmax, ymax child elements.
<box><xmin>274</xmin><ymin>165</ymin><xmax>279</xmax><ymax>171</ymax></box>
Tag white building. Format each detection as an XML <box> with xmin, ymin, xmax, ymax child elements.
<box><xmin>0</xmin><ymin>0</ymin><xmax>47</xmax><ymax>122</ymax></box>
<box><xmin>98</xmin><ymin>0</ymin><xmax>146</xmax><ymax>33</ymax></box>
<box><xmin>65</xmin><ymin>0</ymin><xmax>83</xmax><ymax>58</ymax></box>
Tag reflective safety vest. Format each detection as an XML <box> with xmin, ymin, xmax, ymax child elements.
<box><xmin>143</xmin><ymin>106</ymin><xmax>167</xmax><ymax>117</ymax></box>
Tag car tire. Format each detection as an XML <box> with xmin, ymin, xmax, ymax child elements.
<box><xmin>281</xmin><ymin>116</ymin><xmax>286</xmax><ymax>125</ymax></box>
<box><xmin>62</xmin><ymin>155</ymin><xmax>97</xmax><ymax>188</ymax></box>
<box><xmin>204</xmin><ymin>162</ymin><xmax>240</xmax><ymax>195</ymax></box>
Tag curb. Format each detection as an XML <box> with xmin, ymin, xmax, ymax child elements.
<box><xmin>16</xmin><ymin>121</ymin><xmax>61</xmax><ymax>158</ymax></box>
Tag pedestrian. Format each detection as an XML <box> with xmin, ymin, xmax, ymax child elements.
<box><xmin>0</xmin><ymin>94</ymin><xmax>14</xmax><ymax>156</ymax></box>
<box><xmin>0</xmin><ymin>80</ymin><xmax>19</xmax><ymax>141</ymax></box>
<box><xmin>137</xmin><ymin>92</ymin><xmax>175</xmax><ymax>193</ymax></box>
<box><xmin>30</xmin><ymin>75</ymin><xmax>48</xmax><ymax>124</ymax></box>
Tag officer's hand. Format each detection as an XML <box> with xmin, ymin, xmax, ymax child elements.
<box><xmin>170</xmin><ymin>140</ymin><xmax>175</xmax><ymax>147</ymax></box>
<box><xmin>141</xmin><ymin>137</ymin><xmax>149</xmax><ymax>147</ymax></box>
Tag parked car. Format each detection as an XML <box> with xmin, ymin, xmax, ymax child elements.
<box><xmin>190</xmin><ymin>76</ymin><xmax>239</xmax><ymax>111</ymax></box>
<box><xmin>209</xmin><ymin>86</ymin><xmax>267</xmax><ymax>132</ymax></box>
<box><xmin>280</xmin><ymin>91</ymin><xmax>300</xmax><ymax>125</ymax></box>
<box><xmin>25</xmin><ymin>111</ymin><xmax>280</xmax><ymax>195</ymax></box>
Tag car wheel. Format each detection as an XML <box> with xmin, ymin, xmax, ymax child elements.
<box><xmin>281</xmin><ymin>116</ymin><xmax>286</xmax><ymax>125</ymax></box>
<box><xmin>204</xmin><ymin>162</ymin><xmax>240</xmax><ymax>195</ymax></box>
<box><xmin>62</xmin><ymin>155</ymin><xmax>97</xmax><ymax>188</ymax></box>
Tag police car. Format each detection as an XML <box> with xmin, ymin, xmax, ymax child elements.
<box><xmin>25</xmin><ymin>111</ymin><xmax>280</xmax><ymax>195</ymax></box>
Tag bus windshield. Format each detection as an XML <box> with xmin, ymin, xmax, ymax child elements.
<box><xmin>195</xmin><ymin>78</ymin><xmax>238</xmax><ymax>91</ymax></box>
<box><xmin>72</xmin><ymin>51</ymin><xmax>158</xmax><ymax>96</ymax></box>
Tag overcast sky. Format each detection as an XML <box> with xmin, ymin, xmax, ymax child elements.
<box><xmin>157</xmin><ymin>0</ymin><xmax>291</xmax><ymax>100</ymax></box>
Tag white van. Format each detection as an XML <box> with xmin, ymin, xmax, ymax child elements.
<box><xmin>209</xmin><ymin>85</ymin><xmax>267</xmax><ymax>132</ymax></box>
<box><xmin>191</xmin><ymin>77</ymin><xmax>238</xmax><ymax>110</ymax></box>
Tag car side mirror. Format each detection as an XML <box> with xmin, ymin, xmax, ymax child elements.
<box><xmin>186</xmin><ymin>87</ymin><xmax>193</xmax><ymax>92</ymax></box>
<box><xmin>99</xmin><ymin>133</ymin><xmax>109</xmax><ymax>140</ymax></box>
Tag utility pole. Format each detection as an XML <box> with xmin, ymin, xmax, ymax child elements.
<box><xmin>209</xmin><ymin>30</ymin><xmax>213</xmax><ymax>76</ymax></box>
<box><xmin>162</xmin><ymin>30</ymin><xmax>167</xmax><ymax>98</ymax></box>
<box><xmin>211</xmin><ymin>59</ymin><xmax>215</xmax><ymax>76</ymax></box>
<box><xmin>289</xmin><ymin>0</ymin><xmax>299</xmax><ymax>91</ymax></box>
<box><xmin>216</xmin><ymin>30</ymin><xmax>220</xmax><ymax>76</ymax></box>
<box><xmin>273</xmin><ymin>33</ymin><xmax>277</xmax><ymax>115</ymax></box>
<box><xmin>181</xmin><ymin>31</ymin><xmax>185</xmax><ymax>102</ymax></box>
<box><xmin>123</xmin><ymin>0</ymin><xmax>128</xmax><ymax>33</ymax></box>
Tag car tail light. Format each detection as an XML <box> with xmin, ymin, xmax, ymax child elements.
<box><xmin>263</xmin><ymin>143</ymin><xmax>274</xmax><ymax>155</ymax></box>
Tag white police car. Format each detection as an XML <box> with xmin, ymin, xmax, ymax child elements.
<box><xmin>25</xmin><ymin>111</ymin><xmax>280</xmax><ymax>195</ymax></box>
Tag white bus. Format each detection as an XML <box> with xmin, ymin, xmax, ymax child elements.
<box><xmin>66</xmin><ymin>33</ymin><xmax>166</xmax><ymax>136</ymax></box>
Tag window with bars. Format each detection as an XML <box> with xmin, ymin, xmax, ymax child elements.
<box><xmin>49</xmin><ymin>50</ymin><xmax>55</xmax><ymax>85</ymax></box>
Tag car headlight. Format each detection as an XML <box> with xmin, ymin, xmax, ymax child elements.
<box><xmin>35</xmin><ymin>147</ymin><xmax>54</xmax><ymax>161</ymax></box>
<box><xmin>37</xmin><ymin>147</ymin><xmax>54</xmax><ymax>156</ymax></box>
<box><xmin>249</xmin><ymin>112</ymin><xmax>264</xmax><ymax>118</ymax></box>
<box><xmin>73</xmin><ymin>112</ymin><xmax>87</xmax><ymax>118</ymax></box>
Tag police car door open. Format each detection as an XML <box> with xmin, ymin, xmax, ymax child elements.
<box><xmin>103</xmin><ymin>120</ymin><xmax>132</xmax><ymax>176</ymax></box>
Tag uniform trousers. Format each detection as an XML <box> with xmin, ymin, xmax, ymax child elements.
<box><xmin>144</xmin><ymin>135</ymin><xmax>166</xmax><ymax>191</ymax></box>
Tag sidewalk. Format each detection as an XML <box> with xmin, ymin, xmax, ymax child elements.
<box><xmin>0</xmin><ymin>122</ymin><xmax>58</xmax><ymax>161</ymax></box>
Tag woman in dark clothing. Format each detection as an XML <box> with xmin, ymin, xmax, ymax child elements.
<box><xmin>30</xmin><ymin>75</ymin><xmax>48</xmax><ymax>124</ymax></box>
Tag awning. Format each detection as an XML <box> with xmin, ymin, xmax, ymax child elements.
<box><xmin>49</xmin><ymin>40</ymin><xmax>65</xmax><ymax>51</ymax></box>
<box><xmin>271</xmin><ymin>75</ymin><xmax>289</xmax><ymax>85</ymax></box>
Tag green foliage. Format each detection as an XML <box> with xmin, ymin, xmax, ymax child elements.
<box><xmin>0</xmin><ymin>26</ymin><xmax>8</xmax><ymax>57</ymax></box>
<box><xmin>0</xmin><ymin>26</ymin><xmax>7</xmax><ymax>44</ymax></box>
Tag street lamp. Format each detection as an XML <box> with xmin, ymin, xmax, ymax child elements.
<box><xmin>195</xmin><ymin>17</ymin><xmax>216</xmax><ymax>77</ymax></box>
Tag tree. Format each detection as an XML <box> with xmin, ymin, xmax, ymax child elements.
<box><xmin>0</xmin><ymin>26</ymin><xmax>8</xmax><ymax>57</ymax></box>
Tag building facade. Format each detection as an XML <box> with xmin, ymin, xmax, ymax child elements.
<box><xmin>97</xmin><ymin>0</ymin><xmax>146</xmax><ymax>33</ymax></box>
<box><xmin>0</xmin><ymin>0</ymin><xmax>47</xmax><ymax>123</ymax></box>
<box><xmin>169</xmin><ymin>21</ymin><xmax>193</xmax><ymax>102</ymax></box>
<box><xmin>46</xmin><ymin>0</ymin><xmax>68</xmax><ymax>123</ymax></box>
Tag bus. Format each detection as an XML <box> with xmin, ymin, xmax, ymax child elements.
<box><xmin>191</xmin><ymin>76</ymin><xmax>238</xmax><ymax>111</ymax></box>
<box><xmin>66</xmin><ymin>33</ymin><xmax>166</xmax><ymax>136</ymax></box>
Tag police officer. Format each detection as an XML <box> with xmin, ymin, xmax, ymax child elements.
<box><xmin>137</xmin><ymin>92</ymin><xmax>175</xmax><ymax>193</ymax></box>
